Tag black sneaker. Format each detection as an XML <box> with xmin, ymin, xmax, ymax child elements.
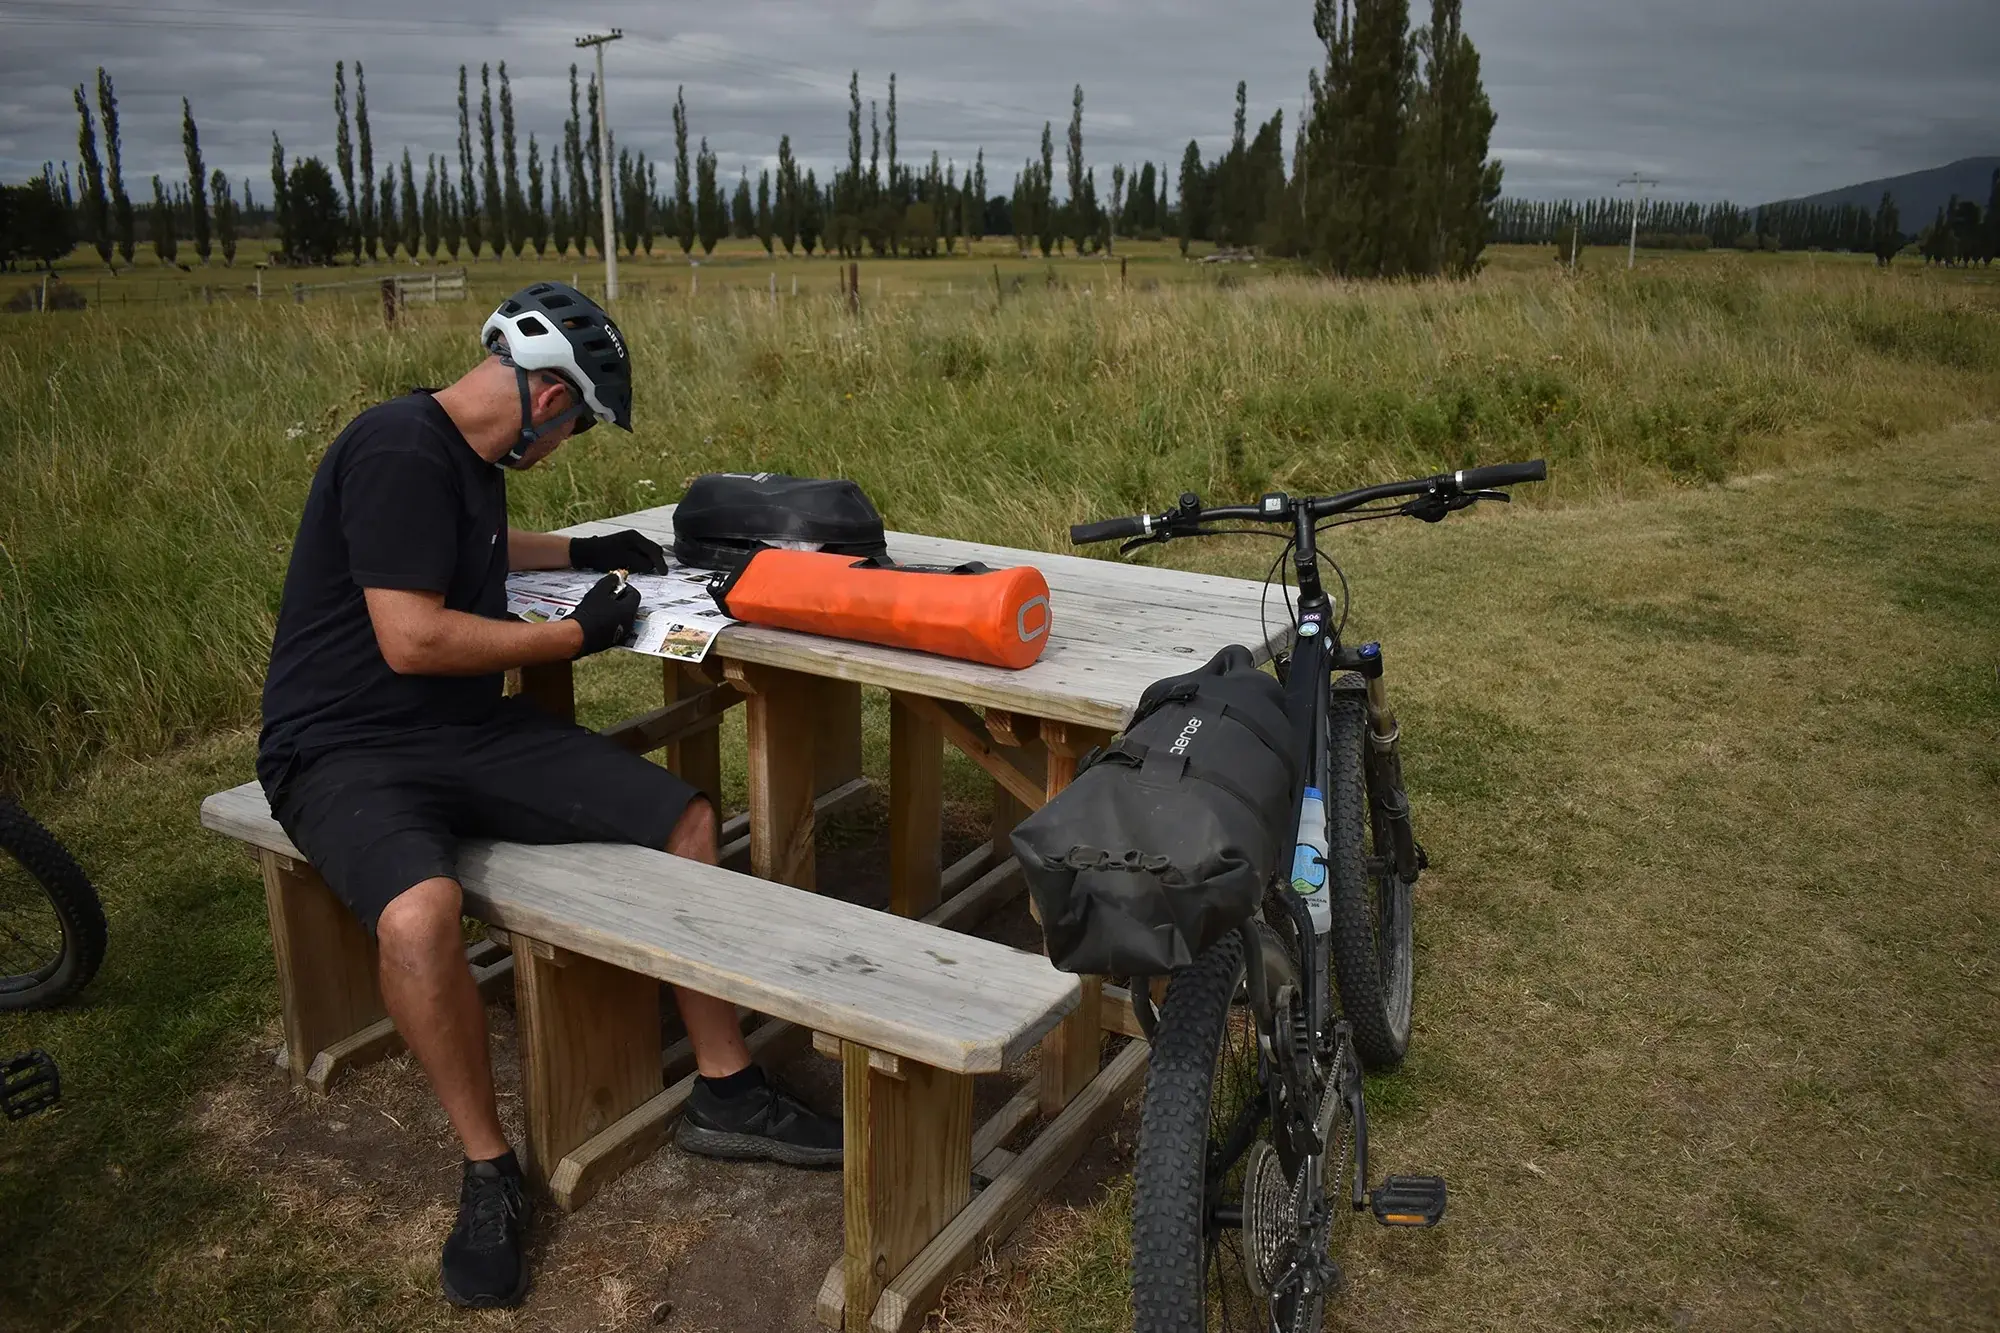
<box><xmin>677</xmin><ymin>1074</ymin><xmax>843</xmax><ymax>1167</ymax></box>
<box><xmin>440</xmin><ymin>1155</ymin><xmax>531</xmax><ymax>1309</ymax></box>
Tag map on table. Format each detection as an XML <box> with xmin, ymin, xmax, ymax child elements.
<box><xmin>506</xmin><ymin>566</ymin><xmax>737</xmax><ymax>662</ymax></box>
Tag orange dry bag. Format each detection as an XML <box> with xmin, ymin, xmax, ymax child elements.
<box><xmin>712</xmin><ymin>550</ymin><xmax>1052</xmax><ymax>669</ymax></box>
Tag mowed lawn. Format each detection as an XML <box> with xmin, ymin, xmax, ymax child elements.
<box><xmin>3</xmin><ymin>416</ymin><xmax>1995</xmax><ymax>1331</ymax></box>
<box><xmin>941</xmin><ymin>420</ymin><xmax>2000</xmax><ymax>1333</ymax></box>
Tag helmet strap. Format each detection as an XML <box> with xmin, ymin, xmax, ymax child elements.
<box><xmin>500</xmin><ymin>363</ymin><xmax>589</xmax><ymax>469</ymax></box>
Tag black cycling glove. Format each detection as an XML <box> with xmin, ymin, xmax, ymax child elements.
<box><xmin>570</xmin><ymin>529</ymin><xmax>667</xmax><ymax>575</ymax></box>
<box><xmin>568</xmin><ymin>573</ymin><xmax>641</xmax><ymax>657</ymax></box>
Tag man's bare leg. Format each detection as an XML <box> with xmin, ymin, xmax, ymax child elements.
<box><xmin>376</xmin><ymin>877</ymin><xmax>510</xmax><ymax>1162</ymax></box>
<box><xmin>661</xmin><ymin>797</ymin><xmax>754</xmax><ymax>1077</ymax></box>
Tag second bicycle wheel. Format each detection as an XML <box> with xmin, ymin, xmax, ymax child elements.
<box><xmin>1325</xmin><ymin>676</ymin><xmax>1414</xmax><ymax>1070</ymax></box>
<box><xmin>0</xmin><ymin>799</ymin><xmax>107</xmax><ymax>1011</ymax></box>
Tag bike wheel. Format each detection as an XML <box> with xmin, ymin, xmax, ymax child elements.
<box><xmin>1325</xmin><ymin>677</ymin><xmax>1413</xmax><ymax>1071</ymax></box>
<box><xmin>1132</xmin><ymin>932</ymin><xmax>1339</xmax><ymax>1333</ymax></box>
<box><xmin>0</xmin><ymin>800</ymin><xmax>107</xmax><ymax>1011</ymax></box>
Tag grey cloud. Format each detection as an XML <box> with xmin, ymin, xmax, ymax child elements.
<box><xmin>3</xmin><ymin>0</ymin><xmax>1995</xmax><ymax>205</ymax></box>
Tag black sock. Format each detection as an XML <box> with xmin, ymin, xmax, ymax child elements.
<box><xmin>697</xmin><ymin>1064</ymin><xmax>767</xmax><ymax>1101</ymax></box>
<box><xmin>470</xmin><ymin>1148</ymin><xmax>522</xmax><ymax>1177</ymax></box>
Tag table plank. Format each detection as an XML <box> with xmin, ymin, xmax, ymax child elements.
<box><xmin>557</xmin><ymin>507</ymin><xmax>1289</xmax><ymax>730</ymax></box>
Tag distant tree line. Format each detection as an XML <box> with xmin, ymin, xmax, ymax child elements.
<box><xmin>1493</xmin><ymin>169</ymin><xmax>2000</xmax><ymax>269</ymax></box>
<box><xmin>15</xmin><ymin>0</ymin><xmax>1502</xmax><ymax>278</ymax></box>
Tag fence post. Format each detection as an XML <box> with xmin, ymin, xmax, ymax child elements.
<box><xmin>381</xmin><ymin>278</ymin><xmax>397</xmax><ymax>327</ymax></box>
<box><xmin>1120</xmin><ymin>255</ymin><xmax>1127</xmax><ymax>290</ymax></box>
<box><xmin>769</xmin><ymin>271</ymin><xmax>776</xmax><ymax>307</ymax></box>
<box><xmin>255</xmin><ymin>268</ymin><xmax>263</xmax><ymax>300</ymax></box>
<box><xmin>293</xmin><ymin>283</ymin><xmax>305</xmax><ymax>305</ymax></box>
<box><xmin>847</xmin><ymin>261</ymin><xmax>859</xmax><ymax>315</ymax></box>
<box><xmin>992</xmin><ymin>263</ymin><xmax>1002</xmax><ymax>307</ymax></box>
<box><xmin>430</xmin><ymin>273</ymin><xmax>439</xmax><ymax>303</ymax></box>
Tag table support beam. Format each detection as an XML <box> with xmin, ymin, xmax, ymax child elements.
<box><xmin>517</xmin><ymin>659</ymin><xmax>576</xmax><ymax>723</ymax></box>
<box><xmin>889</xmin><ymin>693</ymin><xmax>944</xmax><ymax>918</ymax></box>
<box><xmin>725</xmin><ymin>660</ymin><xmax>821</xmax><ymax>891</ymax></box>
<box><xmin>1035</xmin><ymin>720</ymin><xmax>1111</xmax><ymax>1117</ymax></box>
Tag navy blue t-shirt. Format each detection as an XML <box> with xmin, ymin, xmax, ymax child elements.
<box><xmin>257</xmin><ymin>391</ymin><xmax>509</xmax><ymax>800</ymax></box>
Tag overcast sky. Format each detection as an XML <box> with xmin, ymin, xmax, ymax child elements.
<box><xmin>2</xmin><ymin>0</ymin><xmax>1995</xmax><ymax>205</ymax></box>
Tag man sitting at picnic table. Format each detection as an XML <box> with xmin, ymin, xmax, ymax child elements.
<box><xmin>256</xmin><ymin>281</ymin><xmax>840</xmax><ymax>1310</ymax></box>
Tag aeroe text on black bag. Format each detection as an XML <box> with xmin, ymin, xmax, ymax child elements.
<box><xmin>1011</xmin><ymin>645</ymin><xmax>1299</xmax><ymax>976</ymax></box>
<box><xmin>672</xmin><ymin>472</ymin><xmax>888</xmax><ymax>572</ymax></box>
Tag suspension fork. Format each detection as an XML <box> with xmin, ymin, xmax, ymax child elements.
<box><xmin>1337</xmin><ymin>642</ymin><xmax>1423</xmax><ymax>884</ymax></box>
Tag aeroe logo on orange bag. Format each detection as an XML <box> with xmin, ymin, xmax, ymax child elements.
<box><xmin>1017</xmin><ymin>595</ymin><xmax>1050</xmax><ymax>644</ymax></box>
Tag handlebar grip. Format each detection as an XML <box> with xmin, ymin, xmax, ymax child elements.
<box><xmin>1452</xmin><ymin>459</ymin><xmax>1548</xmax><ymax>490</ymax></box>
<box><xmin>1070</xmin><ymin>515</ymin><xmax>1149</xmax><ymax>545</ymax></box>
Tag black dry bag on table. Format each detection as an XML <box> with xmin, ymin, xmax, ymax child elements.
<box><xmin>1011</xmin><ymin>644</ymin><xmax>1299</xmax><ymax>976</ymax></box>
<box><xmin>672</xmin><ymin>472</ymin><xmax>889</xmax><ymax>572</ymax></box>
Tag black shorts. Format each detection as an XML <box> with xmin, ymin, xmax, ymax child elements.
<box><xmin>272</xmin><ymin>697</ymin><xmax>701</xmax><ymax>932</ymax></box>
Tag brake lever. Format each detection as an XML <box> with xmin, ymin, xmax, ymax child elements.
<box><xmin>1407</xmin><ymin>486</ymin><xmax>1509</xmax><ymax>523</ymax></box>
<box><xmin>1118</xmin><ymin>532</ymin><xmax>1169</xmax><ymax>557</ymax></box>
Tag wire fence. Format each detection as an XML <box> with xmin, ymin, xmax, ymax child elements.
<box><xmin>4</xmin><ymin>252</ymin><xmax>1164</xmax><ymax>317</ymax></box>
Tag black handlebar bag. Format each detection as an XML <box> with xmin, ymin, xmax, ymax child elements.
<box><xmin>1011</xmin><ymin>645</ymin><xmax>1299</xmax><ymax>976</ymax></box>
<box><xmin>672</xmin><ymin>472</ymin><xmax>889</xmax><ymax>572</ymax></box>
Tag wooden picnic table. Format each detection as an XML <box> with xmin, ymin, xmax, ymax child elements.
<box><xmin>522</xmin><ymin>506</ymin><xmax>1290</xmax><ymax>1329</ymax></box>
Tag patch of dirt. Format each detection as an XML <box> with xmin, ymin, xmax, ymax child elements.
<box><xmin>192</xmin><ymin>803</ymin><xmax>1133</xmax><ymax>1333</ymax></box>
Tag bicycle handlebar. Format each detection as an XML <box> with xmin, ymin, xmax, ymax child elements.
<box><xmin>1069</xmin><ymin>514</ymin><xmax>1151</xmax><ymax>545</ymax></box>
<box><xmin>1451</xmin><ymin>459</ymin><xmax>1547</xmax><ymax>490</ymax></box>
<box><xmin>1069</xmin><ymin>458</ymin><xmax>1549</xmax><ymax>546</ymax></box>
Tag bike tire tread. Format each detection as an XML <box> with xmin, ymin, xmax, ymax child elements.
<box><xmin>0</xmin><ymin>799</ymin><xmax>107</xmax><ymax>1010</ymax></box>
<box><xmin>1325</xmin><ymin>684</ymin><xmax>1409</xmax><ymax>1071</ymax></box>
<box><xmin>1130</xmin><ymin>932</ymin><xmax>1247</xmax><ymax>1333</ymax></box>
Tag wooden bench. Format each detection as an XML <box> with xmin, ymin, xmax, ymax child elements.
<box><xmin>200</xmin><ymin>782</ymin><xmax>1144</xmax><ymax>1332</ymax></box>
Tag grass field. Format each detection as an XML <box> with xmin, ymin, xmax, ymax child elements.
<box><xmin>1</xmin><ymin>251</ymin><xmax>1997</xmax><ymax>1331</ymax></box>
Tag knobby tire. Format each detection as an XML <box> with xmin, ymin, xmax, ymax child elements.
<box><xmin>0</xmin><ymin>799</ymin><xmax>107</xmax><ymax>1011</ymax></box>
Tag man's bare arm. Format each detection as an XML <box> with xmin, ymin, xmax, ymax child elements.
<box><xmin>365</xmin><ymin>586</ymin><xmax>581</xmax><ymax>675</ymax></box>
<box><xmin>507</xmin><ymin>528</ymin><xmax>574</xmax><ymax>572</ymax></box>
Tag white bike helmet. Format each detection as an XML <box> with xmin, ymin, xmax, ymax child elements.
<box><xmin>480</xmin><ymin>281</ymin><xmax>632</xmax><ymax>466</ymax></box>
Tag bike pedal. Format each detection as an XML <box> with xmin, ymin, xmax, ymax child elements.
<box><xmin>1370</xmin><ymin>1174</ymin><xmax>1446</xmax><ymax>1228</ymax></box>
<box><xmin>1</xmin><ymin>1050</ymin><xmax>60</xmax><ymax>1121</ymax></box>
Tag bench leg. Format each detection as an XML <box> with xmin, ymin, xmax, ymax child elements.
<box><xmin>840</xmin><ymin>1044</ymin><xmax>973</xmax><ymax>1332</ymax></box>
<box><xmin>259</xmin><ymin>850</ymin><xmax>385</xmax><ymax>1088</ymax></box>
<box><xmin>512</xmin><ymin>936</ymin><xmax>662</xmax><ymax>1194</ymax></box>
<box><xmin>888</xmin><ymin>692</ymin><xmax>943</xmax><ymax>918</ymax></box>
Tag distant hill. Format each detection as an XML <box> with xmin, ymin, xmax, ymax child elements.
<box><xmin>1772</xmin><ymin>157</ymin><xmax>1999</xmax><ymax>221</ymax></box>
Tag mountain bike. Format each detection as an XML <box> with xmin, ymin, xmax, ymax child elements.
<box><xmin>1071</xmin><ymin>458</ymin><xmax>1548</xmax><ymax>1331</ymax></box>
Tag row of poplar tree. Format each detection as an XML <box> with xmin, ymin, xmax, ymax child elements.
<box><xmin>1012</xmin><ymin>0</ymin><xmax>1503</xmax><ymax>278</ymax></box>
<box><xmin>1491</xmin><ymin>172</ymin><xmax>2000</xmax><ymax>269</ymax></box>
<box><xmin>2</xmin><ymin>70</ymin><xmax>249</xmax><ymax>272</ymax></box>
<box><xmin>14</xmin><ymin>0</ymin><xmax>1501</xmax><ymax>278</ymax></box>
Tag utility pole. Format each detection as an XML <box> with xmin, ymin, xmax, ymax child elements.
<box><xmin>1617</xmin><ymin>172</ymin><xmax>1659</xmax><ymax>270</ymax></box>
<box><xmin>575</xmin><ymin>28</ymin><xmax>623</xmax><ymax>299</ymax></box>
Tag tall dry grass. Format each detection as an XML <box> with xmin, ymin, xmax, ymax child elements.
<box><xmin>3</xmin><ymin>261</ymin><xmax>1996</xmax><ymax>790</ymax></box>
